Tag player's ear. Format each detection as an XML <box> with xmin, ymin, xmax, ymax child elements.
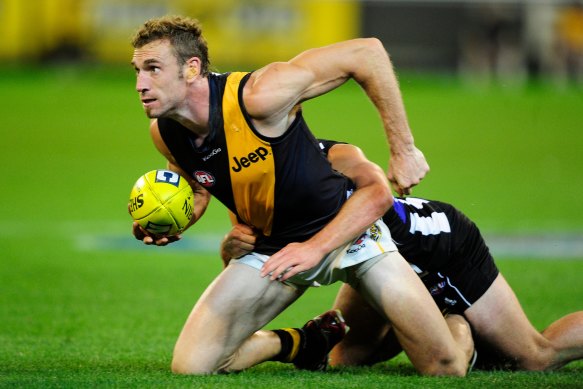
<box><xmin>185</xmin><ymin>58</ymin><xmax>200</xmax><ymax>81</ymax></box>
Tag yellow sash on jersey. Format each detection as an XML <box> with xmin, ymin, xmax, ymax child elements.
<box><xmin>222</xmin><ymin>72</ymin><xmax>275</xmax><ymax>236</ymax></box>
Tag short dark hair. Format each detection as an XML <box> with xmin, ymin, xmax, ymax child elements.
<box><xmin>132</xmin><ymin>15</ymin><xmax>210</xmax><ymax>76</ymax></box>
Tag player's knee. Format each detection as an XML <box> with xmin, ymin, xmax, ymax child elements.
<box><xmin>417</xmin><ymin>351</ymin><xmax>467</xmax><ymax>377</ymax></box>
<box><xmin>171</xmin><ymin>356</ymin><xmax>211</xmax><ymax>375</ymax></box>
<box><xmin>172</xmin><ymin>346</ymin><xmax>241</xmax><ymax>375</ymax></box>
<box><xmin>171</xmin><ymin>350</ymin><xmax>225</xmax><ymax>375</ymax></box>
<box><xmin>171</xmin><ymin>359</ymin><xmax>204</xmax><ymax>375</ymax></box>
<box><xmin>420</xmin><ymin>362</ymin><xmax>467</xmax><ymax>377</ymax></box>
<box><xmin>329</xmin><ymin>344</ymin><xmax>371</xmax><ymax>367</ymax></box>
<box><xmin>514</xmin><ymin>342</ymin><xmax>558</xmax><ymax>371</ymax></box>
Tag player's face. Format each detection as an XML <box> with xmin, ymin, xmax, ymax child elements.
<box><xmin>131</xmin><ymin>40</ymin><xmax>188</xmax><ymax>118</ymax></box>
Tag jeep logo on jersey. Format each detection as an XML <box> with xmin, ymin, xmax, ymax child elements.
<box><xmin>194</xmin><ymin>170</ymin><xmax>215</xmax><ymax>187</ymax></box>
<box><xmin>231</xmin><ymin>147</ymin><xmax>269</xmax><ymax>172</ymax></box>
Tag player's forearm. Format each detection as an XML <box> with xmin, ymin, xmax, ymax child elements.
<box><xmin>184</xmin><ymin>188</ymin><xmax>210</xmax><ymax>230</ymax></box>
<box><xmin>352</xmin><ymin>39</ymin><xmax>414</xmax><ymax>152</ymax></box>
<box><xmin>304</xmin><ymin>183</ymin><xmax>392</xmax><ymax>256</ymax></box>
<box><xmin>313</xmin><ymin>144</ymin><xmax>392</xmax><ymax>254</ymax></box>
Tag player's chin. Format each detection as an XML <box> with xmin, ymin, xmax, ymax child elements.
<box><xmin>144</xmin><ymin>109</ymin><xmax>158</xmax><ymax>119</ymax></box>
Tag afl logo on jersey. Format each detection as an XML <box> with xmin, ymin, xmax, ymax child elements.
<box><xmin>194</xmin><ymin>170</ymin><xmax>215</xmax><ymax>187</ymax></box>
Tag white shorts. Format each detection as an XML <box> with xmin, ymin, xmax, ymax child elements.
<box><xmin>233</xmin><ymin>219</ymin><xmax>397</xmax><ymax>288</ymax></box>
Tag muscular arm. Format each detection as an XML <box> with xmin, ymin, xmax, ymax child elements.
<box><xmin>261</xmin><ymin>143</ymin><xmax>393</xmax><ymax>281</ymax></box>
<box><xmin>132</xmin><ymin>120</ymin><xmax>211</xmax><ymax>246</ymax></box>
<box><xmin>244</xmin><ymin>38</ymin><xmax>428</xmax><ymax>195</ymax></box>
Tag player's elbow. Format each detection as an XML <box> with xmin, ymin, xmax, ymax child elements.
<box><xmin>356</xmin><ymin>37</ymin><xmax>390</xmax><ymax>63</ymax></box>
<box><xmin>362</xmin><ymin>37</ymin><xmax>385</xmax><ymax>52</ymax></box>
<box><xmin>370</xmin><ymin>183</ymin><xmax>392</xmax><ymax>219</ymax></box>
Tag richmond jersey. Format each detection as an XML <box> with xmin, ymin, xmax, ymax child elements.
<box><xmin>157</xmin><ymin>72</ymin><xmax>353</xmax><ymax>255</ymax></box>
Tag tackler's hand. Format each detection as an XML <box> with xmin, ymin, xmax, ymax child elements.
<box><xmin>221</xmin><ymin>224</ymin><xmax>257</xmax><ymax>259</ymax></box>
<box><xmin>260</xmin><ymin>241</ymin><xmax>326</xmax><ymax>282</ymax></box>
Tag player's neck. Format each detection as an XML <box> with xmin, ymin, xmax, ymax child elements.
<box><xmin>170</xmin><ymin>79</ymin><xmax>211</xmax><ymax>139</ymax></box>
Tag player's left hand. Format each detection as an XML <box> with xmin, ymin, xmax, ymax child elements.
<box><xmin>387</xmin><ymin>145</ymin><xmax>429</xmax><ymax>196</ymax></box>
<box><xmin>132</xmin><ymin>221</ymin><xmax>182</xmax><ymax>246</ymax></box>
<box><xmin>260</xmin><ymin>241</ymin><xmax>326</xmax><ymax>282</ymax></box>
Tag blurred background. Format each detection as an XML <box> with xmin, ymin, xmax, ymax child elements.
<box><xmin>1</xmin><ymin>0</ymin><xmax>583</xmax><ymax>247</ymax></box>
<box><xmin>1</xmin><ymin>0</ymin><xmax>582</xmax><ymax>246</ymax></box>
<box><xmin>1</xmin><ymin>0</ymin><xmax>583</xmax><ymax>85</ymax></box>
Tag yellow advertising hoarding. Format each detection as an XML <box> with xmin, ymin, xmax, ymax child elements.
<box><xmin>0</xmin><ymin>0</ymin><xmax>86</xmax><ymax>59</ymax></box>
<box><xmin>0</xmin><ymin>0</ymin><xmax>359</xmax><ymax>67</ymax></box>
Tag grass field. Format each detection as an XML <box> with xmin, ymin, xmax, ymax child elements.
<box><xmin>1</xmin><ymin>66</ymin><xmax>582</xmax><ymax>388</ymax></box>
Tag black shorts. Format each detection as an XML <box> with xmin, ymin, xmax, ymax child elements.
<box><xmin>415</xmin><ymin>203</ymin><xmax>499</xmax><ymax>314</ymax></box>
<box><xmin>386</xmin><ymin>198</ymin><xmax>500</xmax><ymax>314</ymax></box>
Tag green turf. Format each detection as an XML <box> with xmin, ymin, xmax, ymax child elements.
<box><xmin>1</xmin><ymin>66</ymin><xmax>582</xmax><ymax>387</ymax></box>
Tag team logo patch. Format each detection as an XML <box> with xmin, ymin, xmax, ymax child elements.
<box><xmin>429</xmin><ymin>281</ymin><xmax>446</xmax><ymax>296</ymax></box>
<box><xmin>194</xmin><ymin>170</ymin><xmax>215</xmax><ymax>187</ymax></box>
<box><xmin>369</xmin><ymin>223</ymin><xmax>382</xmax><ymax>241</ymax></box>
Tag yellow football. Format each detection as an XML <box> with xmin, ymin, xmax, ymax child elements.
<box><xmin>128</xmin><ymin>170</ymin><xmax>194</xmax><ymax>236</ymax></box>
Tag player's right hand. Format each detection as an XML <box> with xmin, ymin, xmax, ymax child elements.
<box><xmin>387</xmin><ymin>145</ymin><xmax>429</xmax><ymax>196</ymax></box>
<box><xmin>132</xmin><ymin>221</ymin><xmax>182</xmax><ymax>246</ymax></box>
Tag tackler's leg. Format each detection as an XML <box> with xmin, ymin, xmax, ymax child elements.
<box><xmin>330</xmin><ymin>283</ymin><xmax>398</xmax><ymax>366</ymax></box>
<box><xmin>357</xmin><ymin>252</ymin><xmax>474</xmax><ymax>376</ymax></box>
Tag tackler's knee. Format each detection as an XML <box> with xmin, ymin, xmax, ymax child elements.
<box><xmin>416</xmin><ymin>351</ymin><xmax>468</xmax><ymax>377</ymax></box>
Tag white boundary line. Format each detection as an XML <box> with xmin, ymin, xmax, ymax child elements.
<box><xmin>76</xmin><ymin>232</ymin><xmax>583</xmax><ymax>259</ymax></box>
<box><xmin>3</xmin><ymin>220</ymin><xmax>581</xmax><ymax>259</ymax></box>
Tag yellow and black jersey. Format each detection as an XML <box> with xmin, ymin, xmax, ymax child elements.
<box><xmin>157</xmin><ymin>72</ymin><xmax>354</xmax><ymax>254</ymax></box>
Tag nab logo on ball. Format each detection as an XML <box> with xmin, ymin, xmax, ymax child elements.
<box><xmin>194</xmin><ymin>170</ymin><xmax>215</xmax><ymax>187</ymax></box>
<box><xmin>155</xmin><ymin>170</ymin><xmax>180</xmax><ymax>186</ymax></box>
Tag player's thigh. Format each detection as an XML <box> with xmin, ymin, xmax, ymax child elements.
<box><xmin>465</xmin><ymin>274</ymin><xmax>550</xmax><ymax>365</ymax></box>
<box><xmin>358</xmin><ymin>252</ymin><xmax>462</xmax><ymax>370</ymax></box>
<box><xmin>173</xmin><ymin>261</ymin><xmax>303</xmax><ymax>373</ymax></box>
<box><xmin>330</xmin><ymin>283</ymin><xmax>392</xmax><ymax>366</ymax></box>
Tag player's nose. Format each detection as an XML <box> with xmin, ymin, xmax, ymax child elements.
<box><xmin>136</xmin><ymin>73</ymin><xmax>150</xmax><ymax>94</ymax></box>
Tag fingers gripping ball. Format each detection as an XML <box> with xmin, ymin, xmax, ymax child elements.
<box><xmin>128</xmin><ymin>170</ymin><xmax>194</xmax><ymax>236</ymax></box>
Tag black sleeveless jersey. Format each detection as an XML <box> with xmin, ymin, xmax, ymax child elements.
<box><xmin>157</xmin><ymin>72</ymin><xmax>354</xmax><ymax>255</ymax></box>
